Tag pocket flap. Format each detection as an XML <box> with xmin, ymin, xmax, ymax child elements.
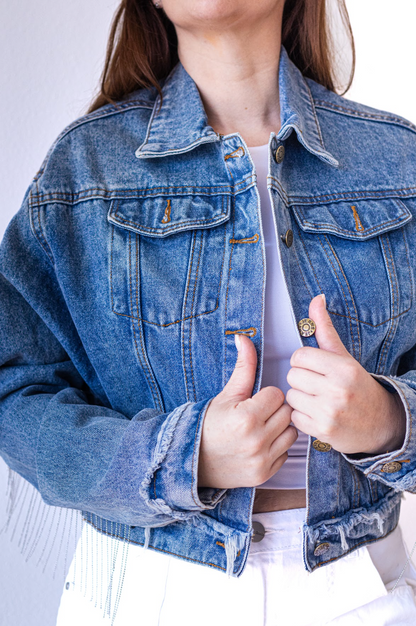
<box><xmin>292</xmin><ymin>198</ymin><xmax>412</xmax><ymax>240</ymax></box>
<box><xmin>107</xmin><ymin>194</ymin><xmax>231</xmax><ymax>237</ymax></box>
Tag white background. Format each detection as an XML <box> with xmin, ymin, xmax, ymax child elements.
<box><xmin>1</xmin><ymin>1</ymin><xmax>416</xmax><ymax>624</ymax></box>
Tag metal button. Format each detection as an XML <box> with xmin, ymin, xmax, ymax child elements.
<box><xmin>298</xmin><ymin>318</ymin><xmax>316</xmax><ymax>337</ymax></box>
<box><xmin>281</xmin><ymin>229</ymin><xmax>293</xmax><ymax>248</ymax></box>
<box><xmin>252</xmin><ymin>521</ymin><xmax>266</xmax><ymax>542</ymax></box>
<box><xmin>314</xmin><ymin>542</ymin><xmax>330</xmax><ymax>557</ymax></box>
<box><xmin>381</xmin><ymin>461</ymin><xmax>402</xmax><ymax>473</ymax></box>
<box><xmin>274</xmin><ymin>145</ymin><xmax>285</xmax><ymax>164</ymax></box>
<box><xmin>65</xmin><ymin>582</ymin><xmax>70</xmax><ymax>590</ymax></box>
<box><xmin>313</xmin><ymin>440</ymin><xmax>332</xmax><ymax>452</ymax></box>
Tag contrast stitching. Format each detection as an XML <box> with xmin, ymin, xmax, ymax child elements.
<box><xmin>110</xmin><ymin>225</ymin><xmax>115</xmax><ymax>310</ymax></box>
<box><xmin>112</xmin><ymin>299</ymin><xmax>219</xmax><ymax>326</ymax></box>
<box><xmin>188</xmin><ymin>231</ymin><xmax>204</xmax><ymax>401</ymax></box>
<box><xmin>328</xmin><ymin>307</ymin><xmax>410</xmax><ymax>328</ymax></box>
<box><xmin>377</xmin><ymin>236</ymin><xmax>396</xmax><ymax>373</ymax></box>
<box><xmin>296</xmin><ymin>226</ymin><xmax>323</xmax><ymax>292</ymax></box>
<box><xmin>314</xmin><ymin>100</ymin><xmax>416</xmax><ymax>132</ymax></box>
<box><xmin>223</xmin><ymin>197</ymin><xmax>236</xmax><ymax>383</ymax></box>
<box><xmin>31</xmin><ymin>185</ymin><xmax>416</xmax><ymax>205</ymax></box>
<box><xmin>377</xmin><ymin>236</ymin><xmax>398</xmax><ymax>375</ymax></box>
<box><xmin>225</xmin><ymin>327</ymin><xmax>257</xmax><ymax>338</ymax></box>
<box><xmin>161</xmin><ymin>199</ymin><xmax>172</xmax><ymax>223</ymax></box>
<box><xmin>292</xmin><ymin>236</ymin><xmax>313</xmax><ymax>298</ymax></box>
<box><xmin>85</xmin><ymin>518</ymin><xmax>227</xmax><ymax>571</ymax></box>
<box><xmin>351</xmin><ymin>466</ymin><xmax>361</xmax><ymax>509</ymax></box>
<box><xmin>135</xmin><ymin>233</ymin><xmax>163</xmax><ymax>412</ymax></box>
<box><xmin>131</xmin><ymin>233</ymin><xmax>160</xmax><ymax>408</ymax></box>
<box><xmin>112</xmin><ymin>218</ymin><xmax>227</xmax><ymax>327</ymax></box>
<box><xmin>113</xmin><ymin>212</ymin><xmax>228</xmax><ymax>234</ymax></box>
<box><xmin>368</xmin><ymin>477</ymin><xmax>377</xmax><ymax>504</ymax></box>
<box><xmin>319</xmin><ymin>235</ymin><xmax>356</xmax><ymax>360</ymax></box>
<box><xmin>224</xmin><ymin>147</ymin><xmax>246</xmax><ymax>161</ymax></box>
<box><xmin>296</xmin><ymin>204</ymin><xmax>407</xmax><ymax>237</ymax></box>
<box><xmin>312</xmin><ymin>525</ymin><xmax>398</xmax><ymax>571</ymax></box>
<box><xmin>29</xmin><ymin>184</ymin><xmax>54</xmax><ymax>264</ymax></box>
<box><xmin>282</xmin><ymin>189</ymin><xmax>416</xmax><ymax>204</ymax></box>
<box><xmin>305</xmin><ymin>82</ymin><xmax>325</xmax><ymax>148</ymax></box>
<box><xmin>32</xmin><ymin>185</ymin><xmax>235</xmax><ymax>204</ymax></box>
<box><xmin>401</xmin><ymin>228</ymin><xmax>413</xmax><ymax>308</ymax></box>
<box><xmin>350</xmin><ymin>464</ymin><xmax>358</xmax><ymax>509</ymax></box>
<box><xmin>351</xmin><ymin>205</ymin><xmax>364</xmax><ymax>232</ymax></box>
<box><xmin>324</xmin><ymin>235</ymin><xmax>361</xmax><ymax>363</ymax></box>
<box><xmin>229</xmin><ymin>234</ymin><xmax>259</xmax><ymax>244</ymax></box>
<box><xmin>182</xmin><ymin>231</ymin><xmax>197</xmax><ymax>402</ymax></box>
<box><xmin>215</xmin><ymin>541</ymin><xmax>241</xmax><ymax>557</ymax></box>
<box><xmin>128</xmin><ymin>233</ymin><xmax>159</xmax><ymax>409</ymax></box>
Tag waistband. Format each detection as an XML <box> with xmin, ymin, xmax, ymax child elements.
<box><xmin>250</xmin><ymin>507</ymin><xmax>306</xmax><ymax>553</ymax></box>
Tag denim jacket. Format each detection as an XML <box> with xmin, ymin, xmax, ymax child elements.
<box><xmin>1</xmin><ymin>47</ymin><xmax>416</xmax><ymax>577</ymax></box>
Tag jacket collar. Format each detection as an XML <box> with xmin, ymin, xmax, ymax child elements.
<box><xmin>136</xmin><ymin>47</ymin><xmax>338</xmax><ymax>167</ymax></box>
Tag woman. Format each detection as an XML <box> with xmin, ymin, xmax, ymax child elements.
<box><xmin>1</xmin><ymin>0</ymin><xmax>416</xmax><ymax>624</ymax></box>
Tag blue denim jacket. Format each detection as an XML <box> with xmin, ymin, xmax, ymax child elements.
<box><xmin>1</xmin><ymin>47</ymin><xmax>416</xmax><ymax>577</ymax></box>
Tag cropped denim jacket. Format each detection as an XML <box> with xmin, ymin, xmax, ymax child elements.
<box><xmin>2</xmin><ymin>47</ymin><xmax>416</xmax><ymax>577</ymax></box>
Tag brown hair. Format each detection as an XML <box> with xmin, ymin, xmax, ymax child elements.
<box><xmin>88</xmin><ymin>0</ymin><xmax>355</xmax><ymax>113</ymax></box>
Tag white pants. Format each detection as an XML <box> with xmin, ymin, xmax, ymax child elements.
<box><xmin>57</xmin><ymin>508</ymin><xmax>416</xmax><ymax>626</ymax></box>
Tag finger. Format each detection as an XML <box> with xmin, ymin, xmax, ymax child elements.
<box><xmin>251</xmin><ymin>386</ymin><xmax>285</xmax><ymax>420</ymax></box>
<box><xmin>290</xmin><ymin>410</ymin><xmax>315</xmax><ymax>437</ymax></box>
<box><xmin>287</xmin><ymin>366</ymin><xmax>326</xmax><ymax>395</ymax></box>
<box><xmin>290</xmin><ymin>346</ymin><xmax>345</xmax><ymax>375</ymax></box>
<box><xmin>268</xmin><ymin>451</ymin><xmax>288</xmax><ymax>477</ymax></box>
<box><xmin>309</xmin><ymin>294</ymin><xmax>349</xmax><ymax>356</ymax></box>
<box><xmin>286</xmin><ymin>388</ymin><xmax>318</xmax><ymax>416</ymax></box>
<box><xmin>263</xmin><ymin>402</ymin><xmax>293</xmax><ymax>435</ymax></box>
<box><xmin>269</xmin><ymin>424</ymin><xmax>298</xmax><ymax>458</ymax></box>
<box><xmin>223</xmin><ymin>334</ymin><xmax>257</xmax><ymax>402</ymax></box>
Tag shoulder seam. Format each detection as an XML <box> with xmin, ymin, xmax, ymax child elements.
<box><xmin>27</xmin><ymin>184</ymin><xmax>56</xmax><ymax>266</ymax></box>
<box><xmin>36</xmin><ymin>99</ymin><xmax>155</xmax><ymax>180</ymax></box>
<box><xmin>314</xmin><ymin>99</ymin><xmax>416</xmax><ymax>134</ymax></box>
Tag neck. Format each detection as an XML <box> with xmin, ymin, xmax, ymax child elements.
<box><xmin>176</xmin><ymin>11</ymin><xmax>283</xmax><ymax>146</ymax></box>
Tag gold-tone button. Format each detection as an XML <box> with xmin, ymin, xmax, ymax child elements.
<box><xmin>381</xmin><ymin>461</ymin><xmax>402</xmax><ymax>473</ymax></box>
<box><xmin>314</xmin><ymin>542</ymin><xmax>330</xmax><ymax>556</ymax></box>
<box><xmin>274</xmin><ymin>145</ymin><xmax>285</xmax><ymax>164</ymax></box>
<box><xmin>281</xmin><ymin>229</ymin><xmax>293</xmax><ymax>248</ymax></box>
<box><xmin>298</xmin><ymin>318</ymin><xmax>316</xmax><ymax>337</ymax></box>
<box><xmin>313</xmin><ymin>440</ymin><xmax>332</xmax><ymax>452</ymax></box>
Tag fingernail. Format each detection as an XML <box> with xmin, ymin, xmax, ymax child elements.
<box><xmin>320</xmin><ymin>293</ymin><xmax>326</xmax><ymax>307</ymax></box>
<box><xmin>234</xmin><ymin>334</ymin><xmax>241</xmax><ymax>351</ymax></box>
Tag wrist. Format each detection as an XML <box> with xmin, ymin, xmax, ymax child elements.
<box><xmin>362</xmin><ymin>389</ymin><xmax>406</xmax><ymax>456</ymax></box>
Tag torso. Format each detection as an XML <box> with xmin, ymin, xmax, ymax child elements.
<box><xmin>253</xmin><ymin>488</ymin><xmax>306</xmax><ymax>512</ymax></box>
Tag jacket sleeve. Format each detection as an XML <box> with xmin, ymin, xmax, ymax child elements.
<box><xmin>341</xmin><ymin>368</ymin><xmax>416</xmax><ymax>493</ymax></box>
<box><xmin>0</xmin><ymin>191</ymin><xmax>226</xmax><ymax>528</ymax></box>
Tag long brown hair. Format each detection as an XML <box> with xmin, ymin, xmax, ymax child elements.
<box><xmin>88</xmin><ymin>0</ymin><xmax>355</xmax><ymax>113</ymax></box>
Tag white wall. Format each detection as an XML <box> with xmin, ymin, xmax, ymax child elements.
<box><xmin>1</xmin><ymin>1</ymin><xmax>416</xmax><ymax>624</ymax></box>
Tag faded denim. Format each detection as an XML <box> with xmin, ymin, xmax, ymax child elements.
<box><xmin>1</xmin><ymin>47</ymin><xmax>416</xmax><ymax>577</ymax></box>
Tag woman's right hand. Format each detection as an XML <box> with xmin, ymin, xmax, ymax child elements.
<box><xmin>198</xmin><ymin>334</ymin><xmax>298</xmax><ymax>489</ymax></box>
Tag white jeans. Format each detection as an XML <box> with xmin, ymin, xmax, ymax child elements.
<box><xmin>56</xmin><ymin>508</ymin><xmax>416</xmax><ymax>626</ymax></box>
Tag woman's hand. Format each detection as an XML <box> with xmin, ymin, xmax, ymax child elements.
<box><xmin>286</xmin><ymin>295</ymin><xmax>407</xmax><ymax>456</ymax></box>
<box><xmin>198</xmin><ymin>335</ymin><xmax>297</xmax><ymax>489</ymax></box>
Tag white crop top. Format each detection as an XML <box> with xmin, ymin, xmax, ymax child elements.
<box><xmin>248</xmin><ymin>144</ymin><xmax>308</xmax><ymax>490</ymax></box>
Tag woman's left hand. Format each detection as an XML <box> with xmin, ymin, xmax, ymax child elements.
<box><xmin>286</xmin><ymin>294</ymin><xmax>407</xmax><ymax>455</ymax></box>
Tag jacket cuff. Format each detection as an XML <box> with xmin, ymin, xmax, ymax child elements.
<box><xmin>341</xmin><ymin>375</ymin><xmax>416</xmax><ymax>491</ymax></box>
<box><xmin>142</xmin><ymin>398</ymin><xmax>227</xmax><ymax>513</ymax></box>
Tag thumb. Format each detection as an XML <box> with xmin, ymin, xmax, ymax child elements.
<box><xmin>222</xmin><ymin>334</ymin><xmax>257</xmax><ymax>402</ymax></box>
<box><xmin>309</xmin><ymin>294</ymin><xmax>349</xmax><ymax>356</ymax></box>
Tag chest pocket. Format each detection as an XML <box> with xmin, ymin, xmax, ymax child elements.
<box><xmin>291</xmin><ymin>198</ymin><xmax>413</xmax><ymax>363</ymax></box>
<box><xmin>108</xmin><ymin>194</ymin><xmax>231</xmax><ymax>326</ymax></box>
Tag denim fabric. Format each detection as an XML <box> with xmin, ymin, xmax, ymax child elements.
<box><xmin>1</xmin><ymin>47</ymin><xmax>416</xmax><ymax>576</ymax></box>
